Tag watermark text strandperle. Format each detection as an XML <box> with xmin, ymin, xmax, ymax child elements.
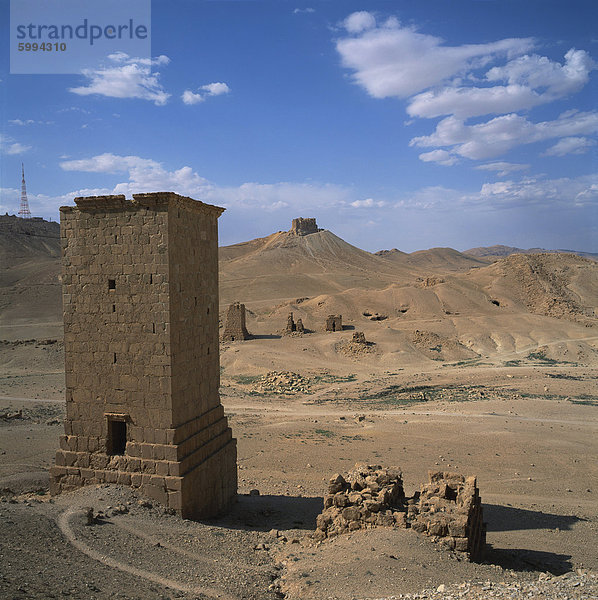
<box><xmin>16</xmin><ymin>19</ymin><xmax>148</xmax><ymax>46</ymax></box>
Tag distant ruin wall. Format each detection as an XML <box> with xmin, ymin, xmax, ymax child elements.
<box><xmin>285</xmin><ymin>312</ymin><xmax>296</xmax><ymax>334</ymax></box>
<box><xmin>326</xmin><ymin>314</ymin><xmax>342</xmax><ymax>332</ymax></box>
<box><xmin>222</xmin><ymin>302</ymin><xmax>250</xmax><ymax>341</ymax></box>
<box><xmin>290</xmin><ymin>217</ymin><xmax>319</xmax><ymax>236</ymax></box>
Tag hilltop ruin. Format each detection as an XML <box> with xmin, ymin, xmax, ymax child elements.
<box><xmin>290</xmin><ymin>217</ymin><xmax>320</xmax><ymax>236</ymax></box>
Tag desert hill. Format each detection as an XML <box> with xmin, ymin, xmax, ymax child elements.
<box><xmin>375</xmin><ymin>247</ymin><xmax>489</xmax><ymax>272</ymax></box>
<box><xmin>216</xmin><ymin>220</ymin><xmax>597</xmax><ymax>367</ymax></box>
<box><xmin>0</xmin><ymin>214</ymin><xmax>60</xmax><ymax>261</ymax></box>
<box><xmin>219</xmin><ymin>227</ymin><xmax>417</xmax><ymax>305</ymax></box>
<box><xmin>0</xmin><ymin>215</ymin><xmax>62</xmax><ymax>339</ymax></box>
<box><xmin>465</xmin><ymin>244</ymin><xmax>598</xmax><ymax>261</ymax></box>
<box><xmin>1</xmin><ymin>214</ymin><xmax>597</xmax><ymax>365</ymax></box>
<box><xmin>465</xmin><ymin>252</ymin><xmax>597</xmax><ymax>323</ymax></box>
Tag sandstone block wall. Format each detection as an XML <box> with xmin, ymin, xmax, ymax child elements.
<box><xmin>222</xmin><ymin>302</ymin><xmax>250</xmax><ymax>341</ymax></box>
<box><xmin>409</xmin><ymin>471</ymin><xmax>486</xmax><ymax>561</ymax></box>
<box><xmin>50</xmin><ymin>192</ymin><xmax>237</xmax><ymax>519</ymax></box>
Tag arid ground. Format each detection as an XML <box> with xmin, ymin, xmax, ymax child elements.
<box><xmin>1</xmin><ymin>215</ymin><xmax>596</xmax><ymax>599</ymax></box>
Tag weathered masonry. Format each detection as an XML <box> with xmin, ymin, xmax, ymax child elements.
<box><xmin>50</xmin><ymin>192</ymin><xmax>237</xmax><ymax>518</ymax></box>
<box><xmin>326</xmin><ymin>314</ymin><xmax>343</xmax><ymax>332</ymax></box>
<box><xmin>221</xmin><ymin>302</ymin><xmax>250</xmax><ymax>341</ymax></box>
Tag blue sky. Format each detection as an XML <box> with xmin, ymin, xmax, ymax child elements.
<box><xmin>1</xmin><ymin>0</ymin><xmax>597</xmax><ymax>252</ymax></box>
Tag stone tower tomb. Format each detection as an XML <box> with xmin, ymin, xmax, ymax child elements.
<box><xmin>221</xmin><ymin>302</ymin><xmax>251</xmax><ymax>341</ymax></box>
<box><xmin>49</xmin><ymin>192</ymin><xmax>237</xmax><ymax>518</ymax></box>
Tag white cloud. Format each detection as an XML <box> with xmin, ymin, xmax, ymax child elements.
<box><xmin>293</xmin><ymin>7</ymin><xmax>315</xmax><ymax>14</ymax></box>
<box><xmin>410</xmin><ymin>110</ymin><xmax>598</xmax><ymax>160</ymax></box>
<box><xmin>418</xmin><ymin>149</ymin><xmax>458</xmax><ymax>166</ymax></box>
<box><xmin>181</xmin><ymin>90</ymin><xmax>205</xmax><ymax>105</ymax></box>
<box><xmin>336</xmin><ymin>15</ymin><xmax>597</xmax><ymax>163</ymax></box>
<box><xmin>408</xmin><ymin>84</ymin><xmax>543</xmax><ymax>120</ymax></box>
<box><xmin>69</xmin><ymin>53</ymin><xmax>171</xmax><ymax>105</ymax></box>
<box><xmin>201</xmin><ymin>82</ymin><xmax>230</xmax><ymax>96</ymax></box>
<box><xmin>59</xmin><ymin>153</ymin><xmax>352</xmax><ymax>211</ymax></box>
<box><xmin>543</xmin><ymin>136</ymin><xmax>596</xmax><ymax>156</ymax></box>
<box><xmin>408</xmin><ymin>49</ymin><xmax>596</xmax><ymax>119</ymax></box>
<box><xmin>182</xmin><ymin>82</ymin><xmax>231</xmax><ymax>105</ymax></box>
<box><xmin>343</xmin><ymin>11</ymin><xmax>377</xmax><ymax>34</ymax></box>
<box><xmin>0</xmin><ymin>134</ymin><xmax>31</xmax><ymax>155</ymax></box>
<box><xmin>486</xmin><ymin>49</ymin><xmax>594</xmax><ymax>96</ymax></box>
<box><xmin>350</xmin><ymin>198</ymin><xmax>386</xmax><ymax>208</ymax></box>
<box><xmin>61</xmin><ymin>153</ymin><xmax>211</xmax><ymax>198</ymax></box>
<box><xmin>336</xmin><ymin>14</ymin><xmax>533</xmax><ymax>99</ymax></box>
<box><xmin>475</xmin><ymin>174</ymin><xmax>598</xmax><ymax>208</ymax></box>
<box><xmin>395</xmin><ymin>186</ymin><xmax>463</xmax><ymax>210</ymax></box>
<box><xmin>393</xmin><ymin>174</ymin><xmax>598</xmax><ymax>211</ymax></box>
<box><xmin>475</xmin><ymin>162</ymin><xmax>530</xmax><ymax>177</ymax></box>
<box><xmin>212</xmin><ymin>181</ymin><xmax>351</xmax><ymax>211</ymax></box>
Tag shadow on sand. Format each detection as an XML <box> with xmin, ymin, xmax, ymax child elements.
<box><xmin>201</xmin><ymin>497</ymin><xmax>578</xmax><ymax>574</ymax></box>
<box><xmin>484</xmin><ymin>546</ymin><xmax>573</xmax><ymax>575</ymax></box>
<box><xmin>480</xmin><ymin>503</ymin><xmax>581</xmax><ymax>574</ymax></box>
<box><xmin>484</xmin><ymin>503</ymin><xmax>584</xmax><ymax>532</ymax></box>
<box><xmin>208</xmin><ymin>494</ymin><xmax>323</xmax><ymax>532</ymax></box>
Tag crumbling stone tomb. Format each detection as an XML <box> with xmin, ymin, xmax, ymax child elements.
<box><xmin>326</xmin><ymin>314</ymin><xmax>343</xmax><ymax>332</ymax></box>
<box><xmin>352</xmin><ymin>331</ymin><xmax>367</xmax><ymax>344</ymax></box>
<box><xmin>284</xmin><ymin>311</ymin><xmax>305</xmax><ymax>334</ymax></box>
<box><xmin>222</xmin><ymin>301</ymin><xmax>250</xmax><ymax>341</ymax></box>
<box><xmin>286</xmin><ymin>312</ymin><xmax>297</xmax><ymax>333</ymax></box>
<box><xmin>290</xmin><ymin>217</ymin><xmax>319</xmax><ymax>236</ymax></box>
<box><xmin>50</xmin><ymin>192</ymin><xmax>237</xmax><ymax>518</ymax></box>
<box><xmin>315</xmin><ymin>466</ymin><xmax>486</xmax><ymax>561</ymax></box>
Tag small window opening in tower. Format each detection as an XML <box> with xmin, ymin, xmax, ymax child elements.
<box><xmin>108</xmin><ymin>279</ymin><xmax>116</xmax><ymax>290</ymax></box>
<box><xmin>113</xmin><ymin>352</ymin><xmax>117</xmax><ymax>364</ymax></box>
<box><xmin>106</xmin><ymin>417</ymin><xmax>127</xmax><ymax>455</ymax></box>
<box><xmin>112</xmin><ymin>304</ymin><xmax>116</xmax><ymax>313</ymax></box>
<box><xmin>150</xmin><ymin>274</ymin><xmax>153</xmax><ymax>284</ymax></box>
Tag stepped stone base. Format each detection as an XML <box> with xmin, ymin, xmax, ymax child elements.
<box><xmin>50</xmin><ymin>407</ymin><xmax>237</xmax><ymax>519</ymax></box>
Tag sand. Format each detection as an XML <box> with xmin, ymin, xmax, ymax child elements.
<box><xmin>0</xmin><ymin>217</ymin><xmax>597</xmax><ymax>599</ymax></box>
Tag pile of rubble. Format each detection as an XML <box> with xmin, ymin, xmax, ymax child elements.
<box><xmin>335</xmin><ymin>331</ymin><xmax>377</xmax><ymax>358</ymax></box>
<box><xmin>314</xmin><ymin>465</ymin><xmax>486</xmax><ymax>561</ymax></box>
<box><xmin>315</xmin><ymin>465</ymin><xmax>406</xmax><ymax>540</ymax></box>
<box><xmin>253</xmin><ymin>371</ymin><xmax>311</xmax><ymax>395</ymax></box>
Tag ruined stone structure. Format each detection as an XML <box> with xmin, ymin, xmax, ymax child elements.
<box><xmin>296</xmin><ymin>318</ymin><xmax>305</xmax><ymax>333</ymax></box>
<box><xmin>314</xmin><ymin>466</ymin><xmax>485</xmax><ymax>561</ymax></box>
<box><xmin>409</xmin><ymin>471</ymin><xmax>486</xmax><ymax>560</ymax></box>
<box><xmin>290</xmin><ymin>217</ymin><xmax>319</xmax><ymax>236</ymax></box>
<box><xmin>222</xmin><ymin>301</ymin><xmax>250</xmax><ymax>341</ymax></box>
<box><xmin>352</xmin><ymin>331</ymin><xmax>366</xmax><ymax>344</ymax></box>
<box><xmin>326</xmin><ymin>314</ymin><xmax>343</xmax><ymax>332</ymax></box>
<box><xmin>49</xmin><ymin>192</ymin><xmax>237</xmax><ymax>519</ymax></box>
<box><xmin>285</xmin><ymin>312</ymin><xmax>296</xmax><ymax>334</ymax></box>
